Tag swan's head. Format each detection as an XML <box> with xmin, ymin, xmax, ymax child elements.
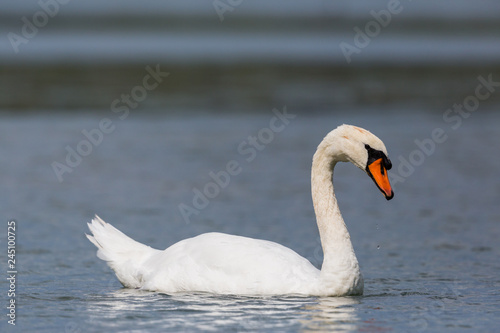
<box><xmin>320</xmin><ymin>124</ymin><xmax>394</xmax><ymax>200</ymax></box>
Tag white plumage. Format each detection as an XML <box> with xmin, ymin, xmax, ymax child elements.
<box><xmin>87</xmin><ymin>124</ymin><xmax>394</xmax><ymax>296</ymax></box>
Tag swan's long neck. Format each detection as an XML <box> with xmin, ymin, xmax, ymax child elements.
<box><xmin>311</xmin><ymin>142</ymin><xmax>362</xmax><ymax>293</ymax></box>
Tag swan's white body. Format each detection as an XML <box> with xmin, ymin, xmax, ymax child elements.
<box><xmin>87</xmin><ymin>124</ymin><xmax>393</xmax><ymax>296</ymax></box>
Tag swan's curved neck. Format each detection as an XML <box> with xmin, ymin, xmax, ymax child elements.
<box><xmin>311</xmin><ymin>143</ymin><xmax>360</xmax><ymax>284</ymax></box>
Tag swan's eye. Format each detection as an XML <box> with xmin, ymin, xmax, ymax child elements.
<box><xmin>364</xmin><ymin>144</ymin><xmax>391</xmax><ymax>170</ymax></box>
<box><xmin>384</xmin><ymin>156</ymin><xmax>392</xmax><ymax>170</ymax></box>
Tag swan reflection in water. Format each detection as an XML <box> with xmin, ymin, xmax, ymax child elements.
<box><xmin>85</xmin><ymin>289</ymin><xmax>362</xmax><ymax>331</ymax></box>
<box><xmin>299</xmin><ymin>296</ymin><xmax>360</xmax><ymax>332</ymax></box>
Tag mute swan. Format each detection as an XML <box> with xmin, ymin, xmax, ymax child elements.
<box><xmin>87</xmin><ymin>124</ymin><xmax>393</xmax><ymax>296</ymax></box>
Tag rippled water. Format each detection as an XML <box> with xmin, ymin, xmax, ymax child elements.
<box><xmin>1</xmin><ymin>111</ymin><xmax>499</xmax><ymax>332</ymax></box>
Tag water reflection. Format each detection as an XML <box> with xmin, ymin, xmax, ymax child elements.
<box><xmin>85</xmin><ymin>288</ymin><xmax>362</xmax><ymax>331</ymax></box>
<box><xmin>300</xmin><ymin>296</ymin><xmax>360</xmax><ymax>332</ymax></box>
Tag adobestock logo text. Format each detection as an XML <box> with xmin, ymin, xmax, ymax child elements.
<box><xmin>51</xmin><ymin>65</ymin><xmax>169</xmax><ymax>182</ymax></box>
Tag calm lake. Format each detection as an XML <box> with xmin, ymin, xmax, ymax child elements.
<box><xmin>1</xmin><ymin>110</ymin><xmax>499</xmax><ymax>332</ymax></box>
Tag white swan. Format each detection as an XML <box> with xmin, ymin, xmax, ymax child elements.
<box><xmin>87</xmin><ymin>124</ymin><xmax>394</xmax><ymax>296</ymax></box>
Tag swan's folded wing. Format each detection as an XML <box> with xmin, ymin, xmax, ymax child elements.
<box><xmin>140</xmin><ymin>232</ymin><xmax>320</xmax><ymax>295</ymax></box>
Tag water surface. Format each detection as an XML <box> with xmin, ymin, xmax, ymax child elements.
<box><xmin>1</xmin><ymin>111</ymin><xmax>499</xmax><ymax>332</ymax></box>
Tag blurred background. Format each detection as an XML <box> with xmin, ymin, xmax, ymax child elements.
<box><xmin>1</xmin><ymin>0</ymin><xmax>500</xmax><ymax>113</ymax></box>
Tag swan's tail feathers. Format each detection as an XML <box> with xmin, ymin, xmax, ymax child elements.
<box><xmin>86</xmin><ymin>215</ymin><xmax>159</xmax><ymax>288</ymax></box>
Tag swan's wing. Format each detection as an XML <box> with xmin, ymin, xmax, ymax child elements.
<box><xmin>140</xmin><ymin>232</ymin><xmax>320</xmax><ymax>294</ymax></box>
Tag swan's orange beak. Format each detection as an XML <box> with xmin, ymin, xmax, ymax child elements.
<box><xmin>367</xmin><ymin>158</ymin><xmax>394</xmax><ymax>200</ymax></box>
